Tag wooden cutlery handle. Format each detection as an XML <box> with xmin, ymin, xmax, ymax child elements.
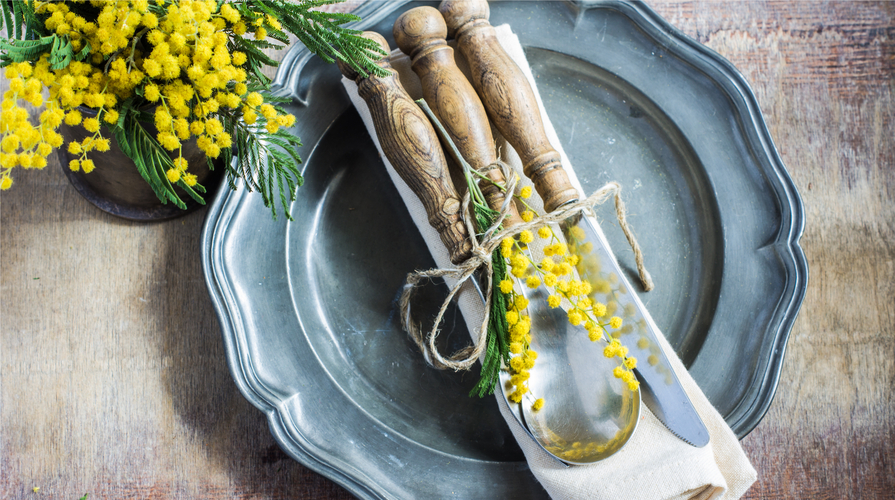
<box><xmin>338</xmin><ymin>32</ymin><xmax>472</xmax><ymax>264</ymax></box>
<box><xmin>439</xmin><ymin>0</ymin><xmax>579</xmax><ymax>213</ymax></box>
<box><xmin>394</xmin><ymin>6</ymin><xmax>523</xmax><ymax>227</ymax></box>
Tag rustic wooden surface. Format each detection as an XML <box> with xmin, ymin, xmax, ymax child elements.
<box><xmin>1</xmin><ymin>1</ymin><xmax>893</xmax><ymax>499</ymax></box>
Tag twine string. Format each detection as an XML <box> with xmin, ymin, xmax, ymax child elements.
<box><xmin>399</xmin><ymin>175</ymin><xmax>653</xmax><ymax>371</ymax></box>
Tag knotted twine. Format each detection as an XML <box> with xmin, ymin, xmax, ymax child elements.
<box><xmin>398</xmin><ymin>160</ymin><xmax>655</xmax><ymax>372</ymax></box>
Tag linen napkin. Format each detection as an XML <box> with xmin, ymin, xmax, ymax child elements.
<box><xmin>340</xmin><ymin>24</ymin><xmax>757</xmax><ymax>500</ymax></box>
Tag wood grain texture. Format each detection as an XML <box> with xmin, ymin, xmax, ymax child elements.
<box><xmin>341</xmin><ymin>31</ymin><xmax>471</xmax><ymax>265</ymax></box>
<box><xmin>395</xmin><ymin>6</ymin><xmax>523</xmax><ymax>227</ymax></box>
<box><xmin>441</xmin><ymin>0</ymin><xmax>580</xmax><ymax>213</ymax></box>
<box><xmin>1</xmin><ymin>1</ymin><xmax>893</xmax><ymax>499</ymax></box>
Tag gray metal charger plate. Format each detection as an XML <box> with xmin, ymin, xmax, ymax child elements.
<box><xmin>201</xmin><ymin>1</ymin><xmax>807</xmax><ymax>498</ymax></box>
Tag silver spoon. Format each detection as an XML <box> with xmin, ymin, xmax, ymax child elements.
<box><xmin>391</xmin><ymin>5</ymin><xmax>641</xmax><ymax>463</ymax></box>
<box><xmin>497</xmin><ymin>278</ymin><xmax>641</xmax><ymax>465</ymax></box>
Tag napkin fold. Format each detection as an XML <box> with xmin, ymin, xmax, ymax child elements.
<box><xmin>340</xmin><ymin>24</ymin><xmax>756</xmax><ymax>500</ymax></box>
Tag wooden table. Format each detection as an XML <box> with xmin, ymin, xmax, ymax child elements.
<box><xmin>2</xmin><ymin>2</ymin><xmax>893</xmax><ymax>498</ymax></box>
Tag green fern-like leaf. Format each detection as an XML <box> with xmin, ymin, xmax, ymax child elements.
<box><xmin>0</xmin><ymin>36</ymin><xmax>54</xmax><ymax>65</ymax></box>
<box><xmin>251</xmin><ymin>0</ymin><xmax>388</xmax><ymax>79</ymax></box>
<box><xmin>114</xmin><ymin>109</ymin><xmax>212</xmax><ymax>210</ymax></box>
<box><xmin>222</xmin><ymin>97</ymin><xmax>303</xmax><ymax>220</ymax></box>
<box><xmin>0</xmin><ymin>1</ymin><xmax>14</xmax><ymax>39</ymax></box>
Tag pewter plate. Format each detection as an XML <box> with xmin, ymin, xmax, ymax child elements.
<box><xmin>201</xmin><ymin>1</ymin><xmax>807</xmax><ymax>498</ymax></box>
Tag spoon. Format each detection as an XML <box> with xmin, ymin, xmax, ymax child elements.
<box><xmin>395</xmin><ymin>5</ymin><xmax>640</xmax><ymax>464</ymax></box>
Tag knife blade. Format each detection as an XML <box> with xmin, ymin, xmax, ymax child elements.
<box><xmin>440</xmin><ymin>0</ymin><xmax>710</xmax><ymax>447</ymax></box>
<box><xmin>565</xmin><ymin>213</ymin><xmax>710</xmax><ymax>447</ymax></box>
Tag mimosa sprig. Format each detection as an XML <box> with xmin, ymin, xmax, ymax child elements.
<box><xmin>416</xmin><ymin>98</ymin><xmax>514</xmax><ymax>398</ymax></box>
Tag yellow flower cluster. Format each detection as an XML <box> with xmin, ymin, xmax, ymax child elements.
<box><xmin>498</xmin><ymin>237</ymin><xmax>539</xmax><ymax>406</ymax></box>
<box><xmin>503</xmin><ymin>219</ymin><xmax>640</xmax><ymax>393</ymax></box>
<box><xmin>0</xmin><ymin>0</ymin><xmax>296</xmax><ymax>190</ymax></box>
<box><xmin>564</xmin><ymin>224</ymin><xmax>640</xmax><ymax>392</ymax></box>
<box><xmin>0</xmin><ymin>61</ymin><xmax>63</xmax><ymax>187</ymax></box>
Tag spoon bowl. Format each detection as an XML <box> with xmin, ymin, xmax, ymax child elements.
<box><xmin>500</xmin><ymin>286</ymin><xmax>641</xmax><ymax>464</ymax></box>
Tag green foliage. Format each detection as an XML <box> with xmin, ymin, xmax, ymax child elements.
<box><xmin>0</xmin><ymin>35</ymin><xmax>53</xmax><ymax>66</ymax></box>
<box><xmin>470</xmin><ymin>209</ymin><xmax>512</xmax><ymax>398</ymax></box>
<box><xmin>0</xmin><ymin>0</ymin><xmax>42</xmax><ymax>40</ymax></box>
<box><xmin>0</xmin><ymin>0</ymin><xmax>387</xmax><ymax>220</ymax></box>
<box><xmin>0</xmin><ymin>32</ymin><xmax>90</xmax><ymax>68</ymax></box>
<box><xmin>113</xmin><ymin>108</ymin><xmax>206</xmax><ymax>210</ymax></box>
<box><xmin>48</xmin><ymin>33</ymin><xmax>91</xmax><ymax>69</ymax></box>
<box><xmin>238</xmin><ymin>0</ymin><xmax>389</xmax><ymax>79</ymax></box>
<box><xmin>229</xmin><ymin>34</ymin><xmax>281</xmax><ymax>86</ymax></box>
<box><xmin>220</xmin><ymin>91</ymin><xmax>304</xmax><ymax>220</ymax></box>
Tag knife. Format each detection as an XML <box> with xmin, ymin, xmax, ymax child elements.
<box><xmin>440</xmin><ymin>0</ymin><xmax>710</xmax><ymax>447</ymax></box>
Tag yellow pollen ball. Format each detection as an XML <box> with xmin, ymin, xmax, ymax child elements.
<box><xmin>247</xmin><ymin>92</ymin><xmax>263</xmax><ymax>107</ymax></box>
<box><xmin>547</xmin><ymin>295</ymin><xmax>561</xmax><ymax>308</ymax></box>
<box><xmin>569</xmin><ymin>225</ymin><xmax>586</xmax><ymax>240</ymax></box>
<box><xmin>83</xmin><ymin>118</ymin><xmax>100</xmax><ymax>132</ymax></box>
<box><xmin>499</xmin><ymin>280</ymin><xmax>513</xmax><ymax>294</ymax></box>
<box><xmin>166</xmin><ymin>168</ymin><xmax>181</xmax><ymax>183</ymax></box>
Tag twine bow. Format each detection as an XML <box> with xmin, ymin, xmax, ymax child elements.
<box><xmin>399</xmin><ymin>163</ymin><xmax>654</xmax><ymax>372</ymax></box>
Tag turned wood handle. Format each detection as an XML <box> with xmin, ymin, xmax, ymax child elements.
<box><xmin>394</xmin><ymin>6</ymin><xmax>523</xmax><ymax>228</ymax></box>
<box><xmin>439</xmin><ymin>0</ymin><xmax>579</xmax><ymax>213</ymax></box>
<box><xmin>338</xmin><ymin>32</ymin><xmax>472</xmax><ymax>264</ymax></box>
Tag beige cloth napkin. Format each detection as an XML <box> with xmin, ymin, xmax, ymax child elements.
<box><xmin>340</xmin><ymin>25</ymin><xmax>757</xmax><ymax>500</ymax></box>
